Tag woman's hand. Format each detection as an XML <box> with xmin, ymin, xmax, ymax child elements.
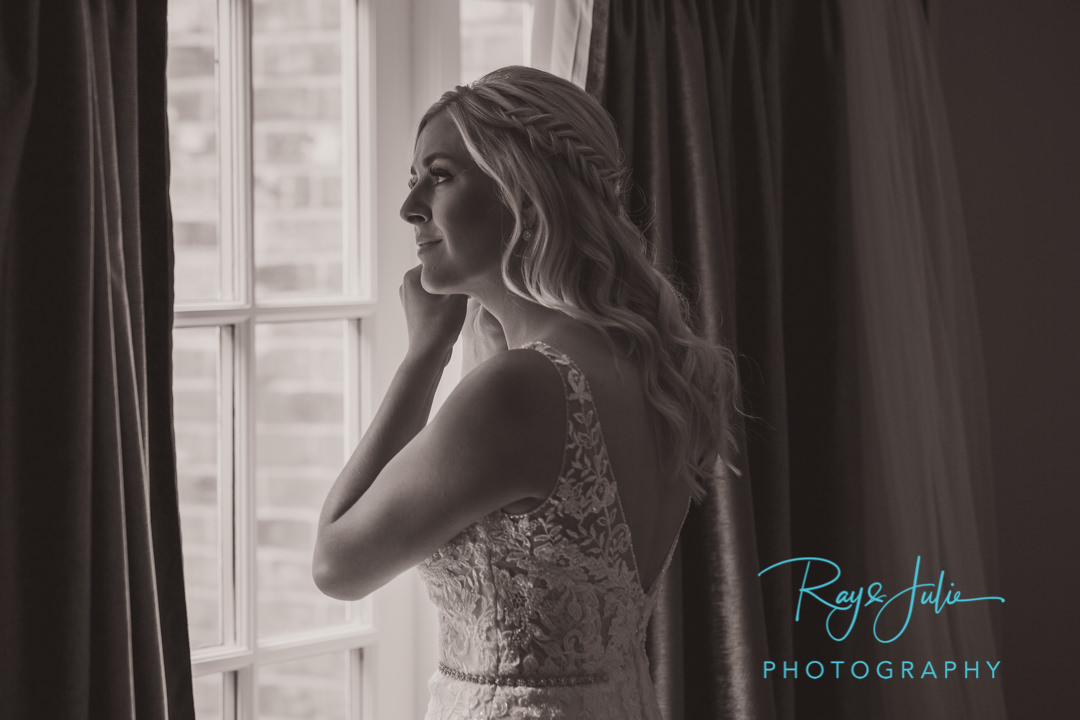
<box><xmin>399</xmin><ymin>265</ymin><xmax>467</xmax><ymax>363</ymax></box>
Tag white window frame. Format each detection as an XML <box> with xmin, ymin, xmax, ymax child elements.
<box><xmin>171</xmin><ymin>1</ymin><xmax>455</xmax><ymax>717</ymax></box>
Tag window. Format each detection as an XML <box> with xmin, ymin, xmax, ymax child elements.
<box><xmin>169</xmin><ymin>1</ymin><xmax>533</xmax><ymax>717</ymax></box>
<box><xmin>460</xmin><ymin>0</ymin><xmax>531</xmax><ymax>83</ymax></box>
<box><xmin>169</xmin><ymin>0</ymin><xmax>388</xmax><ymax>717</ymax></box>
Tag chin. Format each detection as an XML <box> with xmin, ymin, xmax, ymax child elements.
<box><xmin>418</xmin><ymin>264</ymin><xmax>461</xmax><ymax>295</ymax></box>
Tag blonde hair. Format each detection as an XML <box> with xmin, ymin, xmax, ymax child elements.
<box><xmin>421</xmin><ymin>66</ymin><xmax>740</xmax><ymax>501</ymax></box>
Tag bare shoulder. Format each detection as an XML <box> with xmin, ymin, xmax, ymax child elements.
<box><xmin>428</xmin><ymin>347</ymin><xmax>565</xmax><ymax>499</ymax></box>
<box><xmin>446</xmin><ymin>347</ymin><xmax>564</xmax><ymax>425</ymax></box>
<box><xmin>458</xmin><ymin>347</ymin><xmax>562</xmax><ymax>411</ymax></box>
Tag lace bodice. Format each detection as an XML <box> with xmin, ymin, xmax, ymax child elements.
<box><xmin>418</xmin><ymin>341</ymin><xmax>688</xmax><ymax>719</ymax></box>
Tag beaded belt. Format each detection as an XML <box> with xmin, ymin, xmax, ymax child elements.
<box><xmin>438</xmin><ymin>663</ymin><xmax>608</xmax><ymax>687</ymax></box>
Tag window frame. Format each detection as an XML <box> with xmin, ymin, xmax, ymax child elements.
<box><xmin>171</xmin><ymin>0</ymin><xmax>446</xmax><ymax>717</ymax></box>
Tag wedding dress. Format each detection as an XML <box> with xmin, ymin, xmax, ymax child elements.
<box><xmin>418</xmin><ymin>341</ymin><xmax>687</xmax><ymax>719</ymax></box>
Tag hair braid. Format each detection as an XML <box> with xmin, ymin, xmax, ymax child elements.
<box><xmin>446</xmin><ymin>82</ymin><xmax>629</xmax><ymax>212</ymax></box>
<box><xmin>496</xmin><ymin>106</ymin><xmax>628</xmax><ymax>210</ymax></box>
<box><xmin>416</xmin><ymin>67</ymin><xmax>742</xmax><ymax>501</ymax></box>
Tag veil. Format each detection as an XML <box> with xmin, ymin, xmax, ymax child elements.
<box><xmin>840</xmin><ymin>1</ymin><xmax>1005</xmax><ymax>716</ymax></box>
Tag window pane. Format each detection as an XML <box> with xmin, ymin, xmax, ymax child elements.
<box><xmin>168</xmin><ymin>0</ymin><xmax>223</xmax><ymax>302</ymax></box>
<box><xmin>193</xmin><ymin>673</ymin><xmax>225</xmax><ymax>720</ymax></box>
<box><xmin>258</xmin><ymin>653</ymin><xmax>351</xmax><ymax>720</ymax></box>
<box><xmin>256</xmin><ymin>321</ymin><xmax>347</xmax><ymax>637</ymax></box>
<box><xmin>174</xmin><ymin>327</ymin><xmax>223</xmax><ymax>650</ymax></box>
<box><xmin>253</xmin><ymin>0</ymin><xmax>344</xmax><ymax>299</ymax></box>
<box><xmin>460</xmin><ymin>0</ymin><xmax>528</xmax><ymax>84</ymax></box>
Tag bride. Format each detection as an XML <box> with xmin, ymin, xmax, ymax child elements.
<box><xmin>314</xmin><ymin>65</ymin><xmax>739</xmax><ymax>719</ymax></box>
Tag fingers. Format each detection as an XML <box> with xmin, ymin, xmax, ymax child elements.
<box><xmin>400</xmin><ymin>264</ymin><xmax>423</xmax><ymax>305</ymax></box>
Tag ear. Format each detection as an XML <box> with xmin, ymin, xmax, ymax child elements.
<box><xmin>518</xmin><ymin>198</ymin><xmax>538</xmax><ymax>231</ymax></box>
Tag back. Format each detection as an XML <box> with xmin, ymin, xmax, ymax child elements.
<box><xmin>503</xmin><ymin>328</ymin><xmax>693</xmax><ymax>593</ymax></box>
<box><xmin>418</xmin><ymin>341</ymin><xmax>688</xmax><ymax>719</ymax></box>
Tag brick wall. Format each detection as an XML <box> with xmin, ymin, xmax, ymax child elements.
<box><xmin>252</xmin><ymin>3</ymin><xmax>344</xmax><ymax>299</ymax></box>
<box><xmin>169</xmin><ymin>1</ymin><xmax>529</xmax><ymax>716</ymax></box>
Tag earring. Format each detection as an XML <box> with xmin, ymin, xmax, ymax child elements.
<box><xmin>522</xmin><ymin>228</ymin><xmax>532</xmax><ymax>242</ymax></box>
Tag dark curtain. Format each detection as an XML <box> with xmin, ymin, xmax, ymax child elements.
<box><xmin>0</xmin><ymin>2</ymin><xmax>195</xmax><ymax>719</ymax></box>
<box><xmin>588</xmin><ymin>1</ymin><xmax>1005</xmax><ymax>719</ymax></box>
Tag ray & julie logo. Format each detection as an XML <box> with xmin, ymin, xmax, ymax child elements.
<box><xmin>757</xmin><ymin>555</ymin><xmax>1005</xmax><ymax>681</ymax></box>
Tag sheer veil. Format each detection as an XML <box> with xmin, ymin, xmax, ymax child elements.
<box><xmin>841</xmin><ymin>1</ymin><xmax>1005</xmax><ymax>716</ymax></box>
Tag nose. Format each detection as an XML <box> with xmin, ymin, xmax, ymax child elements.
<box><xmin>399</xmin><ymin>185</ymin><xmax>430</xmax><ymax>226</ymax></box>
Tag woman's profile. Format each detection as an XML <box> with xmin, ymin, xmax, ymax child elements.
<box><xmin>314</xmin><ymin>65</ymin><xmax>739</xmax><ymax>719</ymax></box>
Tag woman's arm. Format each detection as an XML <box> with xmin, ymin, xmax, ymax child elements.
<box><xmin>312</xmin><ymin>268</ymin><xmax>564</xmax><ymax>601</ymax></box>
<box><xmin>315</xmin><ymin>349</ymin><xmax>448</xmax><ymax>528</ymax></box>
<box><xmin>316</xmin><ymin>266</ymin><xmax>464</xmax><ymax>531</ymax></box>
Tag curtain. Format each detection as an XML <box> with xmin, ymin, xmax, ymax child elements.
<box><xmin>0</xmin><ymin>2</ymin><xmax>195</xmax><ymax>719</ymax></box>
<box><xmin>530</xmin><ymin>0</ymin><xmax>594</xmax><ymax>88</ymax></box>
<box><xmin>587</xmin><ymin>1</ymin><xmax>1006</xmax><ymax>719</ymax></box>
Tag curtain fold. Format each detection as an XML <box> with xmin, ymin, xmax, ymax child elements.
<box><xmin>0</xmin><ymin>2</ymin><xmax>194</xmax><ymax>718</ymax></box>
<box><xmin>588</xmin><ymin>2</ymin><xmax>784</xmax><ymax>718</ymax></box>
<box><xmin>587</xmin><ymin>1</ymin><xmax>1005</xmax><ymax>718</ymax></box>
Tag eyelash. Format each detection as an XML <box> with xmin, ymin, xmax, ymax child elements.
<box><xmin>408</xmin><ymin>167</ymin><xmax>450</xmax><ymax>189</ymax></box>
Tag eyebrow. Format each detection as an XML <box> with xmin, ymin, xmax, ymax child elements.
<box><xmin>410</xmin><ymin>151</ymin><xmax>459</xmax><ymax>173</ymax></box>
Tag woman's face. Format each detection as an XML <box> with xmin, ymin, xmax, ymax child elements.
<box><xmin>399</xmin><ymin>111</ymin><xmax>510</xmax><ymax>296</ymax></box>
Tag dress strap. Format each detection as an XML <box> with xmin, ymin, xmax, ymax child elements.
<box><xmin>519</xmin><ymin>340</ymin><xmax>578</xmax><ymax>385</ymax></box>
<box><xmin>516</xmin><ymin>341</ymin><xmax>682</xmax><ymax>600</ymax></box>
<box><xmin>519</xmin><ymin>340</ymin><xmax>593</xmax><ymax>423</ymax></box>
<box><xmin>496</xmin><ymin>340</ymin><xmax>579</xmax><ymax>519</ymax></box>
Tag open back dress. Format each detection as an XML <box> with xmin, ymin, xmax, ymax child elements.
<box><xmin>418</xmin><ymin>341</ymin><xmax>689</xmax><ymax>719</ymax></box>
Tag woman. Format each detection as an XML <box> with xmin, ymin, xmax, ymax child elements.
<box><xmin>314</xmin><ymin>66</ymin><xmax>739</xmax><ymax>719</ymax></box>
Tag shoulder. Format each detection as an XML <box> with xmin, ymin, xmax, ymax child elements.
<box><xmin>463</xmin><ymin>345</ymin><xmax>564</xmax><ymax>394</ymax></box>
<box><xmin>425</xmin><ymin>347</ymin><xmax>566</xmax><ymax>500</ymax></box>
<box><xmin>441</xmin><ymin>347</ymin><xmax>565</xmax><ymax>437</ymax></box>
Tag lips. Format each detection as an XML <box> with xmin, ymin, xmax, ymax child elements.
<box><xmin>416</xmin><ymin>238</ymin><xmax>441</xmax><ymax>253</ymax></box>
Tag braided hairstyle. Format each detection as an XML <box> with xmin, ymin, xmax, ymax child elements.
<box><xmin>420</xmin><ymin>66</ymin><xmax>740</xmax><ymax>501</ymax></box>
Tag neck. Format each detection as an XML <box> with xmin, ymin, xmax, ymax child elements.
<box><xmin>470</xmin><ymin>281</ymin><xmax>567</xmax><ymax>349</ymax></box>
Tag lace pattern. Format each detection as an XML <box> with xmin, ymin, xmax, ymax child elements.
<box><xmin>418</xmin><ymin>342</ymin><xmax>686</xmax><ymax>719</ymax></box>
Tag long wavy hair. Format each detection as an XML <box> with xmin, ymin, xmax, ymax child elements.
<box><xmin>420</xmin><ymin>66</ymin><xmax>741</xmax><ymax>501</ymax></box>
